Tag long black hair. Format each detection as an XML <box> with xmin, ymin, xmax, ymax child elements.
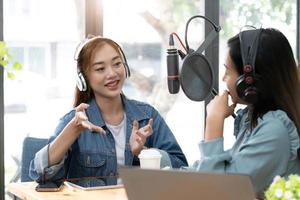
<box><xmin>228</xmin><ymin>28</ymin><xmax>300</xmax><ymax>135</ymax></box>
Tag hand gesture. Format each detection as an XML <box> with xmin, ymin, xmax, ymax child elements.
<box><xmin>130</xmin><ymin>119</ymin><xmax>153</xmax><ymax>156</ymax></box>
<box><xmin>204</xmin><ymin>91</ymin><xmax>236</xmax><ymax>141</ymax></box>
<box><xmin>206</xmin><ymin>90</ymin><xmax>236</xmax><ymax>120</ymax></box>
<box><xmin>72</xmin><ymin>103</ymin><xmax>105</xmax><ymax>133</ymax></box>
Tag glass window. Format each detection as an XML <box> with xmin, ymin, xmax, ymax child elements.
<box><xmin>103</xmin><ymin>0</ymin><xmax>206</xmax><ymax>164</ymax></box>
<box><xmin>3</xmin><ymin>0</ymin><xmax>85</xmax><ymax>198</ymax></box>
<box><xmin>219</xmin><ymin>0</ymin><xmax>297</xmax><ymax>149</ymax></box>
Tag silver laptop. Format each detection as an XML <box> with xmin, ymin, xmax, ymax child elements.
<box><xmin>119</xmin><ymin>168</ymin><xmax>255</xmax><ymax>200</ymax></box>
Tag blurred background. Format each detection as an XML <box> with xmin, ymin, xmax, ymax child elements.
<box><xmin>2</xmin><ymin>0</ymin><xmax>297</xmax><ymax>198</ymax></box>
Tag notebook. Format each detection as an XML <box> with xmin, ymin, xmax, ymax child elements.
<box><xmin>119</xmin><ymin>168</ymin><xmax>255</xmax><ymax>200</ymax></box>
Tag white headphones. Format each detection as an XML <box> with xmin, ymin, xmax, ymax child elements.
<box><xmin>76</xmin><ymin>69</ymin><xmax>87</xmax><ymax>92</ymax></box>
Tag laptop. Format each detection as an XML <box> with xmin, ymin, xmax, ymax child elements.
<box><xmin>119</xmin><ymin>168</ymin><xmax>255</xmax><ymax>200</ymax></box>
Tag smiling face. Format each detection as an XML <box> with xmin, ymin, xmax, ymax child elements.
<box><xmin>87</xmin><ymin>43</ymin><xmax>126</xmax><ymax>100</ymax></box>
<box><xmin>223</xmin><ymin>52</ymin><xmax>247</xmax><ymax>105</ymax></box>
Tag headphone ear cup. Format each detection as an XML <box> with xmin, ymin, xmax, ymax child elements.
<box><xmin>76</xmin><ymin>72</ymin><xmax>87</xmax><ymax>92</ymax></box>
<box><xmin>236</xmin><ymin>74</ymin><xmax>259</xmax><ymax>104</ymax></box>
<box><xmin>236</xmin><ymin>74</ymin><xmax>246</xmax><ymax>100</ymax></box>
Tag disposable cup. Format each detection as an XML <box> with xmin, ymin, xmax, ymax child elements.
<box><xmin>138</xmin><ymin>149</ymin><xmax>162</xmax><ymax>169</ymax></box>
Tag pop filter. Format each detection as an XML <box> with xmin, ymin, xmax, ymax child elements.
<box><xmin>180</xmin><ymin>53</ymin><xmax>214</xmax><ymax>101</ymax></box>
<box><xmin>167</xmin><ymin>15</ymin><xmax>236</xmax><ymax>117</ymax></box>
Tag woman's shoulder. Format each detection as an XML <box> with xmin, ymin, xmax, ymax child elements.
<box><xmin>123</xmin><ymin>97</ymin><xmax>161</xmax><ymax>121</ymax></box>
<box><xmin>60</xmin><ymin>108</ymin><xmax>76</xmax><ymax>121</ymax></box>
<box><xmin>260</xmin><ymin>110</ymin><xmax>295</xmax><ymax>129</ymax></box>
<box><xmin>258</xmin><ymin>110</ymin><xmax>299</xmax><ymax>155</ymax></box>
<box><xmin>262</xmin><ymin>110</ymin><xmax>300</xmax><ymax>159</ymax></box>
<box><xmin>259</xmin><ymin>110</ymin><xmax>298</xmax><ymax>137</ymax></box>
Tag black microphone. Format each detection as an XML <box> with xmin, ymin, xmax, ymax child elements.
<box><xmin>167</xmin><ymin>34</ymin><xmax>180</xmax><ymax>94</ymax></box>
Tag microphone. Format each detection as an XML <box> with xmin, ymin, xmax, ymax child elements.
<box><xmin>167</xmin><ymin>34</ymin><xmax>180</xmax><ymax>94</ymax></box>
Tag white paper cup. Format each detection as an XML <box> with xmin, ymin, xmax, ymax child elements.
<box><xmin>138</xmin><ymin>149</ymin><xmax>162</xmax><ymax>169</ymax></box>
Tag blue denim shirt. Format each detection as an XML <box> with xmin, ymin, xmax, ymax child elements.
<box><xmin>29</xmin><ymin>96</ymin><xmax>188</xmax><ymax>186</ymax></box>
<box><xmin>189</xmin><ymin>108</ymin><xmax>300</xmax><ymax>198</ymax></box>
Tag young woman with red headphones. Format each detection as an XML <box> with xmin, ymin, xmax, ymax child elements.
<box><xmin>192</xmin><ymin>28</ymin><xmax>300</xmax><ymax>199</ymax></box>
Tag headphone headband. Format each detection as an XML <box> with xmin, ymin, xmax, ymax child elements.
<box><xmin>239</xmin><ymin>28</ymin><xmax>262</xmax><ymax>72</ymax></box>
<box><xmin>74</xmin><ymin>36</ymin><xmax>126</xmax><ymax>61</ymax></box>
<box><xmin>235</xmin><ymin>27</ymin><xmax>262</xmax><ymax>104</ymax></box>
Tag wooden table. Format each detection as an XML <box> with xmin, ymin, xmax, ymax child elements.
<box><xmin>7</xmin><ymin>182</ymin><xmax>128</xmax><ymax>200</ymax></box>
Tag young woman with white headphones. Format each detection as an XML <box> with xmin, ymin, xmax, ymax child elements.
<box><xmin>29</xmin><ymin>36</ymin><xmax>188</xmax><ymax>187</ymax></box>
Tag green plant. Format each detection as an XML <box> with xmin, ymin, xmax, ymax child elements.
<box><xmin>0</xmin><ymin>41</ymin><xmax>22</xmax><ymax>79</ymax></box>
<box><xmin>265</xmin><ymin>174</ymin><xmax>300</xmax><ymax>200</ymax></box>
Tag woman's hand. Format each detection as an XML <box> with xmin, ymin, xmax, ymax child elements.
<box><xmin>130</xmin><ymin>119</ymin><xmax>153</xmax><ymax>156</ymax></box>
<box><xmin>205</xmin><ymin>91</ymin><xmax>236</xmax><ymax>141</ymax></box>
<box><xmin>72</xmin><ymin>103</ymin><xmax>105</xmax><ymax>134</ymax></box>
<box><xmin>206</xmin><ymin>90</ymin><xmax>236</xmax><ymax>120</ymax></box>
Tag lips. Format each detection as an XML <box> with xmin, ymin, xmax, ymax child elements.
<box><xmin>105</xmin><ymin>80</ymin><xmax>119</xmax><ymax>89</ymax></box>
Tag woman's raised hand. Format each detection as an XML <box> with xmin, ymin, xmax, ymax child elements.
<box><xmin>73</xmin><ymin>103</ymin><xmax>105</xmax><ymax>133</ymax></box>
<box><xmin>206</xmin><ymin>90</ymin><xmax>236</xmax><ymax>120</ymax></box>
<box><xmin>130</xmin><ymin>119</ymin><xmax>153</xmax><ymax>156</ymax></box>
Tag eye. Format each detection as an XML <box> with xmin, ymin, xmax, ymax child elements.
<box><xmin>95</xmin><ymin>66</ymin><xmax>105</xmax><ymax>72</ymax></box>
<box><xmin>113</xmin><ymin>62</ymin><xmax>122</xmax><ymax>68</ymax></box>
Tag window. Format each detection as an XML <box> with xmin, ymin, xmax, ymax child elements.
<box><xmin>3</xmin><ymin>0</ymin><xmax>84</xmax><ymax>198</ymax></box>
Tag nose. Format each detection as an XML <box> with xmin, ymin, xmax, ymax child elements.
<box><xmin>106</xmin><ymin>66</ymin><xmax>117</xmax><ymax>78</ymax></box>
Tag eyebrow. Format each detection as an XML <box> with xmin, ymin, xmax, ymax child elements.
<box><xmin>92</xmin><ymin>56</ymin><xmax>121</xmax><ymax>66</ymax></box>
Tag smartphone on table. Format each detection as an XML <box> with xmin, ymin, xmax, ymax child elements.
<box><xmin>35</xmin><ymin>181</ymin><xmax>63</xmax><ymax>192</ymax></box>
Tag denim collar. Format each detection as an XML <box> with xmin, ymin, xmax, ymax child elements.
<box><xmin>85</xmin><ymin>95</ymin><xmax>150</xmax><ymax>128</ymax></box>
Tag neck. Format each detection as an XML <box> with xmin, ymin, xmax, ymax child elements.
<box><xmin>95</xmin><ymin>94</ymin><xmax>125</xmax><ymax>125</ymax></box>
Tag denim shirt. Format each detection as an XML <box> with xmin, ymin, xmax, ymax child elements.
<box><xmin>189</xmin><ymin>108</ymin><xmax>300</xmax><ymax>198</ymax></box>
<box><xmin>29</xmin><ymin>96</ymin><xmax>188</xmax><ymax>186</ymax></box>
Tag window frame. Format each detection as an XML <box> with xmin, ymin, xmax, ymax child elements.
<box><xmin>204</xmin><ymin>0</ymin><xmax>219</xmax><ymax>115</ymax></box>
<box><xmin>297</xmin><ymin>0</ymin><xmax>300</xmax><ymax>62</ymax></box>
<box><xmin>0</xmin><ymin>0</ymin><xmax>4</xmax><ymax>197</ymax></box>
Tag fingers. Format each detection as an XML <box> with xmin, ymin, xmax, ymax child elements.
<box><xmin>76</xmin><ymin>103</ymin><xmax>89</xmax><ymax>112</ymax></box>
<box><xmin>77</xmin><ymin>111</ymin><xmax>88</xmax><ymax>121</ymax></box>
<box><xmin>132</xmin><ymin>120</ymin><xmax>139</xmax><ymax>132</ymax></box>
<box><xmin>81</xmin><ymin>120</ymin><xmax>106</xmax><ymax>133</ymax></box>
<box><xmin>221</xmin><ymin>90</ymin><xmax>229</xmax><ymax>98</ymax></box>
<box><xmin>134</xmin><ymin>131</ymin><xmax>147</xmax><ymax>141</ymax></box>
<box><xmin>138</xmin><ymin>119</ymin><xmax>153</xmax><ymax>137</ymax></box>
<box><xmin>74</xmin><ymin>103</ymin><xmax>105</xmax><ymax>134</ymax></box>
<box><xmin>135</xmin><ymin>137</ymin><xmax>144</xmax><ymax>146</ymax></box>
<box><xmin>229</xmin><ymin>103</ymin><xmax>237</xmax><ymax>113</ymax></box>
<box><xmin>148</xmin><ymin>118</ymin><xmax>153</xmax><ymax>127</ymax></box>
<box><xmin>130</xmin><ymin>119</ymin><xmax>153</xmax><ymax>145</ymax></box>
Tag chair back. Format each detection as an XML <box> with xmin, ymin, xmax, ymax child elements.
<box><xmin>21</xmin><ymin>137</ymin><xmax>48</xmax><ymax>182</ymax></box>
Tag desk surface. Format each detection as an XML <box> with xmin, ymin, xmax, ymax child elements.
<box><xmin>7</xmin><ymin>182</ymin><xmax>128</xmax><ymax>200</ymax></box>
